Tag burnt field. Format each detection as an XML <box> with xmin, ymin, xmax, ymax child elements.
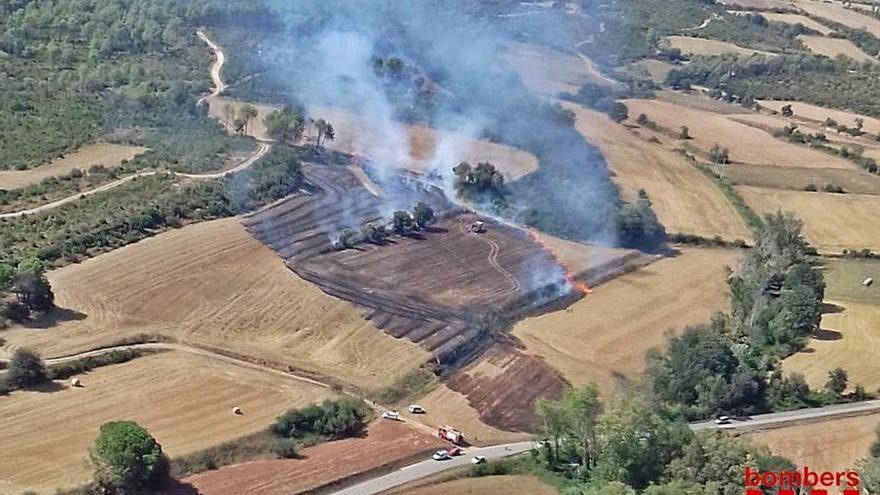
<box><xmin>244</xmin><ymin>159</ymin><xmax>592</xmax><ymax>360</ymax></box>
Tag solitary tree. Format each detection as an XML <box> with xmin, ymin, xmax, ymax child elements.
<box><xmin>11</xmin><ymin>259</ymin><xmax>54</xmax><ymax>313</ymax></box>
<box><xmin>91</xmin><ymin>421</ymin><xmax>168</xmax><ymax>493</ymax></box>
<box><xmin>392</xmin><ymin>210</ymin><xmax>413</xmax><ymax>234</ymax></box>
<box><xmin>825</xmin><ymin>367</ymin><xmax>848</xmax><ymax>396</ymax></box>
<box><xmin>678</xmin><ymin>126</ymin><xmax>690</xmax><ymax>139</ymax></box>
<box><xmin>314</xmin><ymin>119</ymin><xmax>336</xmax><ymax>147</ymax></box>
<box><xmin>7</xmin><ymin>348</ymin><xmax>47</xmax><ymax>388</ymax></box>
<box><xmin>412</xmin><ymin>202</ymin><xmax>435</xmax><ymax>229</ymax></box>
<box><xmin>781</xmin><ymin>104</ymin><xmax>793</xmax><ymax>117</ymax></box>
<box><xmin>239</xmin><ymin>104</ymin><xmax>258</xmax><ymax>135</ymax></box>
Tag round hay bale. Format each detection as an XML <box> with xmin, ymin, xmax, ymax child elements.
<box><xmin>232</xmin><ymin>406</ymin><xmax>243</xmax><ymax>415</ymax></box>
<box><xmin>70</xmin><ymin>377</ymin><xmax>81</xmax><ymax>387</ymax></box>
<box><xmin>863</xmin><ymin>277</ymin><xmax>874</xmax><ymax>287</ymax></box>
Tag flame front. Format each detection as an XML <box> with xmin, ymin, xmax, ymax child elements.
<box><xmin>527</xmin><ymin>229</ymin><xmax>592</xmax><ymax>296</ymax></box>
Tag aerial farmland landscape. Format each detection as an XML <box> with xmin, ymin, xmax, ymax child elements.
<box><xmin>7</xmin><ymin>0</ymin><xmax>880</xmax><ymax>494</ymax></box>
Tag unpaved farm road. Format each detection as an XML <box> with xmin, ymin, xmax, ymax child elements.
<box><xmin>0</xmin><ymin>30</ymin><xmax>270</xmax><ymax>219</ymax></box>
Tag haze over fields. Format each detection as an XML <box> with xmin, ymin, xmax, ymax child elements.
<box><xmin>5</xmin><ymin>0</ymin><xmax>880</xmax><ymax>494</ymax></box>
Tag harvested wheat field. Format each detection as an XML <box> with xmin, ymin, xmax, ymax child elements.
<box><xmin>793</xmin><ymin>0</ymin><xmax>880</xmax><ymax>38</ymax></box>
<box><xmin>390</xmin><ymin>475</ymin><xmax>558</xmax><ymax>495</ymax></box>
<box><xmin>415</xmin><ymin>384</ymin><xmax>531</xmax><ymax>446</ymax></box>
<box><xmin>173</xmin><ymin>420</ymin><xmax>435</xmax><ymax>495</ymax></box>
<box><xmin>513</xmin><ymin>248</ymin><xmax>739</xmax><ymax>393</ymax></box>
<box><xmin>315</xmin><ymin>106</ymin><xmax>538</xmax><ymax>180</ymax></box>
<box><xmin>623</xmin><ymin>59</ymin><xmax>677</xmax><ymax>84</ymax></box>
<box><xmin>501</xmin><ymin>40</ymin><xmax>619</xmax><ymax>95</ymax></box>
<box><xmin>784</xmin><ymin>300</ymin><xmax>880</xmax><ymax>390</ymax></box>
<box><xmin>0</xmin><ymin>351</ymin><xmax>334</xmax><ymax>494</ymax></box>
<box><xmin>758</xmin><ymin>100</ymin><xmax>880</xmax><ymax>135</ymax></box>
<box><xmin>761</xmin><ymin>13</ymin><xmax>835</xmax><ymax>34</ymax></box>
<box><xmin>0</xmin><ymin>142</ymin><xmax>147</xmax><ymax>189</ymax></box>
<box><xmin>663</xmin><ymin>36</ymin><xmax>772</xmax><ymax>56</ymax></box>
<box><xmin>206</xmin><ymin>96</ymin><xmax>279</xmax><ymax>141</ymax></box>
<box><xmin>532</xmin><ymin>232</ymin><xmax>637</xmax><ymax>278</ymax></box>
<box><xmin>727</xmin><ymin>163</ymin><xmax>880</xmax><ymax>195</ymax></box>
<box><xmin>747</xmin><ymin>412</ymin><xmax>880</xmax><ymax>475</ymax></box>
<box><xmin>718</xmin><ymin>0</ymin><xmax>793</xmax><ymax>9</ymax></box>
<box><xmin>624</xmin><ymin>99</ymin><xmax>855</xmax><ymax>169</ymax></box>
<box><xmin>1</xmin><ymin>218</ymin><xmax>428</xmax><ymax>390</ymax></box>
<box><xmin>798</xmin><ymin>35</ymin><xmax>876</xmax><ymax>63</ymax></box>
<box><xmin>564</xmin><ymin>102</ymin><xmax>751</xmax><ymax>241</ymax></box>
<box><xmin>824</xmin><ymin>258</ymin><xmax>880</xmax><ymax>305</ymax></box>
<box><xmin>736</xmin><ymin>186</ymin><xmax>880</xmax><ymax>253</ymax></box>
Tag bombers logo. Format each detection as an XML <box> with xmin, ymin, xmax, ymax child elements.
<box><xmin>744</xmin><ymin>467</ymin><xmax>860</xmax><ymax>495</ymax></box>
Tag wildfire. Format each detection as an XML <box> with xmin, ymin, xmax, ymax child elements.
<box><xmin>527</xmin><ymin>229</ymin><xmax>592</xmax><ymax>296</ymax></box>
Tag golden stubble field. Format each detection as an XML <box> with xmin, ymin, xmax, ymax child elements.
<box><xmin>736</xmin><ymin>186</ymin><xmax>880</xmax><ymax>253</ymax></box>
<box><xmin>0</xmin><ymin>351</ymin><xmax>335</xmax><ymax>494</ymax></box>
<box><xmin>663</xmin><ymin>36</ymin><xmax>772</xmax><ymax>57</ymax></box>
<box><xmin>512</xmin><ymin>247</ymin><xmax>739</xmax><ymax>394</ymax></box>
<box><xmin>792</xmin><ymin>0</ymin><xmax>880</xmax><ymax>37</ymax></box>
<box><xmin>0</xmin><ymin>142</ymin><xmax>147</xmax><ymax>190</ymax></box>
<box><xmin>501</xmin><ymin>40</ymin><xmax>620</xmax><ymax>95</ymax></box>
<box><xmin>758</xmin><ymin>100</ymin><xmax>880</xmax><ymax>135</ymax></box>
<box><xmin>747</xmin><ymin>412</ymin><xmax>880</xmax><ymax>476</ymax></box>
<box><xmin>761</xmin><ymin>12</ymin><xmax>835</xmax><ymax>35</ymax></box>
<box><xmin>314</xmin><ymin>106</ymin><xmax>539</xmax><ymax>180</ymax></box>
<box><xmin>798</xmin><ymin>35</ymin><xmax>877</xmax><ymax>63</ymax></box>
<box><xmin>623</xmin><ymin>99</ymin><xmax>855</xmax><ymax>169</ymax></box>
<box><xmin>2</xmin><ymin>218</ymin><xmax>429</xmax><ymax>390</ymax></box>
<box><xmin>564</xmin><ymin>102</ymin><xmax>751</xmax><ymax>241</ymax></box>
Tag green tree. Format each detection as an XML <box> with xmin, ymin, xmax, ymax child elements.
<box><xmin>709</xmin><ymin>144</ymin><xmax>730</xmax><ymax>164</ymax></box>
<box><xmin>7</xmin><ymin>348</ymin><xmax>47</xmax><ymax>388</ymax></box>
<box><xmin>392</xmin><ymin>210</ymin><xmax>414</xmax><ymax>234</ymax></box>
<box><xmin>412</xmin><ymin>202</ymin><xmax>434</xmax><ymax>229</ymax></box>
<box><xmin>825</xmin><ymin>367</ymin><xmax>848</xmax><ymax>396</ymax></box>
<box><xmin>238</xmin><ymin>104</ymin><xmax>258</xmax><ymax>135</ymax></box>
<box><xmin>564</xmin><ymin>383</ymin><xmax>603</xmax><ymax>470</ymax></box>
<box><xmin>617</xmin><ymin>190</ymin><xmax>666</xmax><ymax>251</ymax></box>
<box><xmin>266</xmin><ymin>107</ymin><xmax>306</xmax><ymax>144</ymax></box>
<box><xmin>11</xmin><ymin>259</ymin><xmax>54</xmax><ymax>313</ymax></box>
<box><xmin>609</xmin><ymin>101</ymin><xmax>629</xmax><ymax>123</ymax></box>
<box><xmin>90</xmin><ymin>421</ymin><xmax>168</xmax><ymax>493</ymax></box>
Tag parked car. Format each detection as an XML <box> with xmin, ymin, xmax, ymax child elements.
<box><xmin>471</xmin><ymin>455</ymin><xmax>487</xmax><ymax>465</ymax></box>
<box><xmin>432</xmin><ymin>449</ymin><xmax>450</xmax><ymax>461</ymax></box>
<box><xmin>448</xmin><ymin>447</ymin><xmax>463</xmax><ymax>456</ymax></box>
<box><xmin>714</xmin><ymin>415</ymin><xmax>731</xmax><ymax>425</ymax></box>
<box><xmin>408</xmin><ymin>404</ymin><xmax>425</xmax><ymax>414</ymax></box>
<box><xmin>382</xmin><ymin>410</ymin><xmax>400</xmax><ymax>420</ymax></box>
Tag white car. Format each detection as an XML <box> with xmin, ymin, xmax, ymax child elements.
<box><xmin>714</xmin><ymin>415</ymin><xmax>731</xmax><ymax>425</ymax></box>
<box><xmin>408</xmin><ymin>404</ymin><xmax>425</xmax><ymax>414</ymax></box>
<box><xmin>471</xmin><ymin>455</ymin><xmax>487</xmax><ymax>465</ymax></box>
<box><xmin>432</xmin><ymin>449</ymin><xmax>451</xmax><ymax>461</ymax></box>
<box><xmin>381</xmin><ymin>410</ymin><xmax>400</xmax><ymax>420</ymax></box>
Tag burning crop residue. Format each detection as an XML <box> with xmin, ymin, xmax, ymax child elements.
<box><xmin>527</xmin><ymin>229</ymin><xmax>592</xmax><ymax>296</ymax></box>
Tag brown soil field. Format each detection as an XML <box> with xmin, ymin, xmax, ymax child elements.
<box><xmin>727</xmin><ymin>163</ymin><xmax>880</xmax><ymax>195</ymax></box>
<box><xmin>736</xmin><ymin>186</ymin><xmax>880</xmax><ymax>253</ymax></box>
<box><xmin>0</xmin><ymin>351</ymin><xmax>334</xmax><ymax>494</ymax></box>
<box><xmin>174</xmin><ymin>420</ymin><xmax>436</xmax><ymax>495</ymax></box>
<box><xmin>564</xmin><ymin>102</ymin><xmax>751</xmax><ymax>241</ymax></box>
<box><xmin>663</xmin><ymin>36</ymin><xmax>773</xmax><ymax>56</ymax></box>
<box><xmin>206</xmin><ymin>96</ymin><xmax>279</xmax><ymax>141</ymax></box>
<box><xmin>512</xmin><ymin>248</ymin><xmax>739</xmax><ymax>394</ymax></box>
<box><xmin>783</xmin><ymin>300</ymin><xmax>880</xmax><ymax>390</ymax></box>
<box><xmin>443</xmin><ymin>343</ymin><xmax>568</xmax><ymax>432</ymax></box>
<box><xmin>746</xmin><ymin>412</ymin><xmax>880</xmax><ymax>475</ymax></box>
<box><xmin>758</xmin><ymin>100</ymin><xmax>880</xmax><ymax>135</ymax></box>
<box><xmin>761</xmin><ymin>12</ymin><xmax>835</xmax><ymax>34</ymax></box>
<box><xmin>793</xmin><ymin>0</ymin><xmax>880</xmax><ymax>38</ymax></box>
<box><xmin>414</xmin><ymin>384</ymin><xmax>531</xmax><ymax>446</ymax></box>
<box><xmin>1</xmin><ymin>218</ymin><xmax>428</xmax><ymax>390</ymax></box>
<box><xmin>624</xmin><ymin>99</ymin><xmax>855</xmax><ymax>169</ymax></box>
<box><xmin>390</xmin><ymin>475</ymin><xmax>558</xmax><ymax>495</ymax></box>
<box><xmin>798</xmin><ymin>35</ymin><xmax>877</xmax><ymax>62</ymax></box>
<box><xmin>0</xmin><ymin>142</ymin><xmax>147</xmax><ymax>190</ymax></box>
<box><xmin>501</xmin><ymin>40</ymin><xmax>618</xmax><ymax>95</ymax></box>
<box><xmin>315</xmin><ymin>106</ymin><xmax>538</xmax><ymax>181</ymax></box>
<box><xmin>623</xmin><ymin>59</ymin><xmax>678</xmax><ymax>84</ymax></box>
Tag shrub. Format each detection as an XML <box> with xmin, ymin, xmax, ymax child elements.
<box><xmin>90</xmin><ymin>421</ymin><xmax>168</xmax><ymax>493</ymax></box>
<box><xmin>803</xmin><ymin>183</ymin><xmax>818</xmax><ymax>192</ymax></box>
<box><xmin>272</xmin><ymin>397</ymin><xmax>369</xmax><ymax>440</ymax></box>
<box><xmin>7</xmin><ymin>348</ymin><xmax>47</xmax><ymax>388</ymax></box>
<box><xmin>273</xmin><ymin>438</ymin><xmax>298</xmax><ymax>459</ymax></box>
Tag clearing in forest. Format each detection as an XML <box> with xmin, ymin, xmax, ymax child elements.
<box><xmin>564</xmin><ymin>102</ymin><xmax>751</xmax><ymax>241</ymax></box>
<box><xmin>624</xmin><ymin>99</ymin><xmax>855</xmax><ymax>169</ymax></box>
<box><xmin>758</xmin><ymin>100</ymin><xmax>880</xmax><ymax>135</ymax></box>
<box><xmin>205</xmin><ymin>96</ymin><xmax>280</xmax><ymax>141</ymax></box>
<box><xmin>501</xmin><ymin>40</ymin><xmax>619</xmax><ymax>95</ymax></box>
<box><xmin>663</xmin><ymin>36</ymin><xmax>773</xmax><ymax>57</ymax></box>
<box><xmin>512</xmin><ymin>248</ymin><xmax>739</xmax><ymax>394</ymax></box>
<box><xmin>736</xmin><ymin>186</ymin><xmax>880</xmax><ymax>253</ymax></box>
<box><xmin>1</xmin><ymin>218</ymin><xmax>428</xmax><ymax>390</ymax></box>
<box><xmin>797</xmin><ymin>35</ymin><xmax>877</xmax><ymax>63</ymax></box>
<box><xmin>0</xmin><ymin>142</ymin><xmax>147</xmax><ymax>190</ymax></box>
<box><xmin>0</xmin><ymin>351</ymin><xmax>334</xmax><ymax>494</ymax></box>
<box><xmin>761</xmin><ymin>13</ymin><xmax>835</xmax><ymax>35</ymax></box>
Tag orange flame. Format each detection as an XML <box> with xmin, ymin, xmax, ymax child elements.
<box><xmin>527</xmin><ymin>229</ymin><xmax>592</xmax><ymax>296</ymax></box>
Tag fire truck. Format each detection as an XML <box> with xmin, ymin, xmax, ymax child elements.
<box><xmin>437</xmin><ymin>425</ymin><xmax>464</xmax><ymax>445</ymax></box>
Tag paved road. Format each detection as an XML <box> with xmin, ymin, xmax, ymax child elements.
<box><xmin>331</xmin><ymin>441</ymin><xmax>534</xmax><ymax>495</ymax></box>
<box><xmin>690</xmin><ymin>399</ymin><xmax>880</xmax><ymax>431</ymax></box>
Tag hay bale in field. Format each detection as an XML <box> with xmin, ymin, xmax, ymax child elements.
<box><xmin>232</xmin><ymin>406</ymin><xmax>243</xmax><ymax>415</ymax></box>
<box><xmin>70</xmin><ymin>377</ymin><xmax>81</xmax><ymax>387</ymax></box>
<box><xmin>863</xmin><ymin>277</ymin><xmax>874</xmax><ymax>287</ymax></box>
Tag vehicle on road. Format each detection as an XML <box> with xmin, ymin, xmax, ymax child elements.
<box><xmin>408</xmin><ymin>404</ymin><xmax>425</xmax><ymax>414</ymax></box>
<box><xmin>471</xmin><ymin>455</ymin><xmax>486</xmax><ymax>465</ymax></box>
<box><xmin>432</xmin><ymin>449</ymin><xmax>451</xmax><ymax>461</ymax></box>
<box><xmin>438</xmin><ymin>425</ymin><xmax>464</xmax><ymax>445</ymax></box>
<box><xmin>714</xmin><ymin>415</ymin><xmax>731</xmax><ymax>425</ymax></box>
<box><xmin>382</xmin><ymin>410</ymin><xmax>400</xmax><ymax>420</ymax></box>
<box><xmin>448</xmin><ymin>447</ymin><xmax>463</xmax><ymax>456</ymax></box>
